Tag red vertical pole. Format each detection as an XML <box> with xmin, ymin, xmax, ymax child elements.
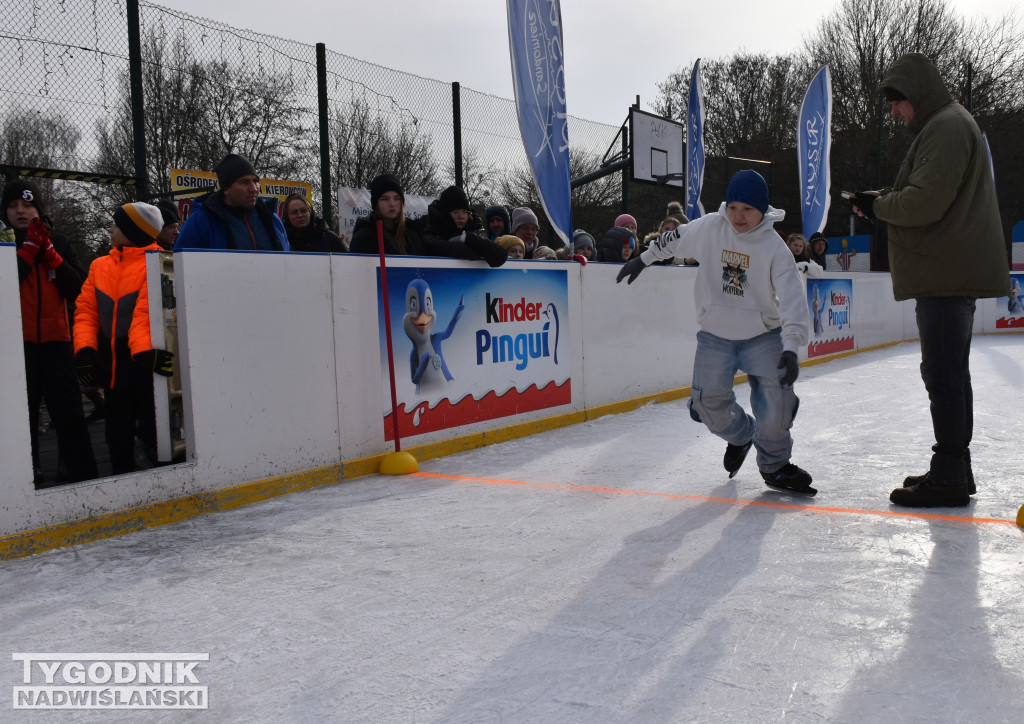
<box><xmin>377</xmin><ymin>221</ymin><xmax>402</xmax><ymax>451</ymax></box>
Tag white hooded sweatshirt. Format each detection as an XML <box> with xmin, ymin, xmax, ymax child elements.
<box><xmin>640</xmin><ymin>202</ymin><xmax>809</xmax><ymax>353</ymax></box>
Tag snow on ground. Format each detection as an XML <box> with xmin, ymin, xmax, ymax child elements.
<box><xmin>1</xmin><ymin>335</ymin><xmax>1022</xmax><ymax>723</ymax></box>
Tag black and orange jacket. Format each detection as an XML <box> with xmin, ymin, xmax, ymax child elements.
<box><xmin>15</xmin><ymin>224</ymin><xmax>88</xmax><ymax>344</ymax></box>
<box><xmin>73</xmin><ymin>243</ymin><xmax>159</xmax><ymax>388</ymax></box>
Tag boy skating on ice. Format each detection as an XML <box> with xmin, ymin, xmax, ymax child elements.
<box><xmin>617</xmin><ymin>170</ymin><xmax>815</xmax><ymax>495</ymax></box>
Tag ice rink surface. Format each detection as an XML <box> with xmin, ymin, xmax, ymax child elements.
<box><xmin>2</xmin><ymin>335</ymin><xmax>1022</xmax><ymax>723</ymax></box>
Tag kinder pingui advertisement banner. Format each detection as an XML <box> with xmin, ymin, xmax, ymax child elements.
<box><xmin>377</xmin><ymin>266</ymin><xmax>571</xmax><ymax>440</ymax></box>
<box><xmin>807</xmin><ymin>277</ymin><xmax>854</xmax><ymax>358</ymax></box>
<box><xmin>996</xmin><ymin>273</ymin><xmax>1024</xmax><ymax>329</ymax></box>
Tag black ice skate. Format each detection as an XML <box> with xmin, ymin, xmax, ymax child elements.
<box><xmin>761</xmin><ymin>463</ymin><xmax>816</xmax><ymax>496</ymax></box>
<box><xmin>724</xmin><ymin>440</ymin><xmax>752</xmax><ymax>479</ymax></box>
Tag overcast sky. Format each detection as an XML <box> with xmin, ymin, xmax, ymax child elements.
<box><xmin>163</xmin><ymin>0</ymin><xmax>1020</xmax><ymax>126</ymax></box>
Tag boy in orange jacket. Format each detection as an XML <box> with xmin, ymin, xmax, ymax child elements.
<box><xmin>74</xmin><ymin>202</ymin><xmax>174</xmax><ymax>474</ymax></box>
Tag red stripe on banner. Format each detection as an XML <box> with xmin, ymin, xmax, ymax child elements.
<box><xmin>808</xmin><ymin>336</ymin><xmax>855</xmax><ymax>357</ymax></box>
<box><xmin>384</xmin><ymin>380</ymin><xmax>572</xmax><ymax>441</ymax></box>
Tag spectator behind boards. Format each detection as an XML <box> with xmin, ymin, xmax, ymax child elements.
<box><xmin>495</xmin><ymin>234</ymin><xmax>526</xmax><ymax>260</ymax></box>
<box><xmin>616</xmin><ymin>170</ymin><xmax>815</xmax><ymax>496</ymax></box>
<box><xmin>74</xmin><ymin>202</ymin><xmax>173</xmax><ymax>474</ymax></box>
<box><xmin>2</xmin><ymin>179</ymin><xmax>97</xmax><ymax>486</ymax></box>
<box><xmin>807</xmin><ymin>232</ymin><xmax>828</xmax><ymax>269</ymax></box>
<box><xmin>173</xmin><ymin>153</ymin><xmax>289</xmax><ymax>251</ymax></box>
<box><xmin>510</xmin><ymin>206</ymin><xmax>541</xmax><ymax>257</ymax></box>
<box><xmin>350</xmin><ymin>176</ymin><xmax>508</xmax><ymax>264</ymax></box>
<box><xmin>572</xmin><ymin>230</ymin><xmax>596</xmax><ymax>261</ymax></box>
<box><xmin>786</xmin><ymin>233</ymin><xmax>809</xmax><ymax>262</ymax></box>
<box><xmin>282</xmin><ymin>193</ymin><xmax>347</xmax><ymax>253</ymax></box>
<box><xmin>598</xmin><ymin>226</ymin><xmax>636</xmax><ymax>263</ymax></box>
<box><xmin>422</xmin><ymin>186</ymin><xmax>507</xmax><ymax>267</ymax></box>
<box><xmin>484</xmin><ymin>205</ymin><xmax>511</xmax><ymax>241</ymax></box>
<box><xmin>850</xmin><ymin>52</ymin><xmax>1010</xmax><ymax>508</ymax></box>
<box><xmin>154</xmin><ymin>199</ymin><xmax>181</xmax><ymax>251</ymax></box>
<box><xmin>614</xmin><ymin>213</ymin><xmax>638</xmax><ymax>237</ymax></box>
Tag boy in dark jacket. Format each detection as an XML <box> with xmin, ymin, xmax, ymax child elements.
<box><xmin>3</xmin><ymin>180</ymin><xmax>97</xmax><ymax>486</ymax></box>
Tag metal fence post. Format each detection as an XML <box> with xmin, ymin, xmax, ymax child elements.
<box><xmin>621</xmin><ymin>124</ymin><xmax>629</xmax><ymax>213</ymax></box>
<box><xmin>126</xmin><ymin>0</ymin><xmax>148</xmax><ymax>198</ymax></box>
<box><xmin>316</xmin><ymin>43</ymin><xmax>333</xmax><ymax>225</ymax></box>
<box><xmin>452</xmin><ymin>82</ymin><xmax>463</xmax><ymax>188</ymax></box>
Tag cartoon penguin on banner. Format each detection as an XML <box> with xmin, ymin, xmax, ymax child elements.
<box><xmin>402</xmin><ymin>279</ymin><xmax>465</xmax><ymax>395</ymax></box>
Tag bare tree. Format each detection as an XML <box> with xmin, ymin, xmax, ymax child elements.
<box><xmin>652</xmin><ymin>53</ymin><xmax>805</xmax><ymax>158</ymax></box>
<box><xmin>329</xmin><ymin>95</ymin><xmax>442</xmax><ymax>197</ymax></box>
<box><xmin>0</xmin><ymin>107</ymin><xmax>103</xmax><ymax>260</ymax></box>
<box><xmin>803</xmin><ymin>0</ymin><xmax>1024</xmax><ymax>234</ymax></box>
<box><xmin>494</xmin><ymin>148</ymin><xmax>620</xmax><ymax>240</ymax></box>
<box><xmin>651</xmin><ymin>0</ymin><xmax>1024</xmax><ymax>238</ymax></box>
<box><xmin>1</xmin><ymin>108</ymin><xmax>81</xmax><ymax>170</ymax></box>
<box><xmin>194</xmin><ymin>60</ymin><xmax>313</xmax><ymax>181</ymax></box>
<box><xmin>444</xmin><ymin>145</ymin><xmax>498</xmax><ymax>211</ymax></box>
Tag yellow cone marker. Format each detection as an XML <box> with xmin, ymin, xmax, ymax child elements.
<box><xmin>1017</xmin><ymin>504</ymin><xmax>1024</xmax><ymax>528</ymax></box>
<box><xmin>380</xmin><ymin>451</ymin><xmax>419</xmax><ymax>475</ymax></box>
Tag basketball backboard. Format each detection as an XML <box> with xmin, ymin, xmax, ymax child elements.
<box><xmin>629</xmin><ymin>108</ymin><xmax>684</xmax><ymax>187</ymax></box>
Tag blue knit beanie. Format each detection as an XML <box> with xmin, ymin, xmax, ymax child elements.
<box><xmin>725</xmin><ymin>170</ymin><xmax>769</xmax><ymax>213</ymax></box>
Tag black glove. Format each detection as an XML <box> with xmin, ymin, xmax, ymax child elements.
<box><xmin>76</xmin><ymin>347</ymin><xmax>100</xmax><ymax>387</ymax></box>
<box><xmin>465</xmin><ymin>234</ymin><xmax>508</xmax><ymax>267</ymax></box>
<box><xmin>852</xmin><ymin>192</ymin><xmax>877</xmax><ymax>220</ymax></box>
<box><xmin>777</xmin><ymin>351</ymin><xmax>799</xmax><ymax>386</ymax></box>
<box><xmin>134</xmin><ymin>349</ymin><xmax>175</xmax><ymax>377</ymax></box>
<box><xmin>616</xmin><ymin>257</ymin><xmax>648</xmax><ymax>285</ymax></box>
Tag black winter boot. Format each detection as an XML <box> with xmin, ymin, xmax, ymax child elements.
<box><xmin>903</xmin><ymin>469</ymin><xmax>975</xmax><ymax>496</ymax></box>
<box><xmin>890</xmin><ymin>478</ymin><xmax>969</xmax><ymax>508</ymax></box>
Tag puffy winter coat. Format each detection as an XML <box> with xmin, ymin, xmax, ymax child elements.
<box><xmin>15</xmin><ymin>223</ymin><xmax>87</xmax><ymax>344</ymax></box>
<box><xmin>875</xmin><ymin>53</ymin><xmax>1009</xmax><ymax>300</ymax></box>
<box><xmin>74</xmin><ymin>243</ymin><xmax>160</xmax><ymax>388</ymax></box>
<box><xmin>174</xmin><ymin>191</ymin><xmax>289</xmax><ymax>251</ymax></box>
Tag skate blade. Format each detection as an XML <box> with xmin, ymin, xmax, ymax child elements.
<box><xmin>764</xmin><ymin>482</ymin><xmax>818</xmax><ymax>497</ymax></box>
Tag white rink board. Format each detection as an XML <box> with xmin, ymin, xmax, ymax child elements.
<box><xmin>0</xmin><ymin>247</ymin><xmax>1014</xmax><ymax>537</ymax></box>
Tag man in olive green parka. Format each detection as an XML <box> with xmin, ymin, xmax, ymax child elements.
<box><xmin>852</xmin><ymin>52</ymin><xmax>1009</xmax><ymax>508</ymax></box>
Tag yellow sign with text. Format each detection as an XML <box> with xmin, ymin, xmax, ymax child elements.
<box><xmin>169</xmin><ymin>169</ymin><xmax>312</xmax><ymax>220</ymax></box>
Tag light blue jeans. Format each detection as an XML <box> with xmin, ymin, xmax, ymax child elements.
<box><xmin>689</xmin><ymin>328</ymin><xmax>798</xmax><ymax>473</ymax></box>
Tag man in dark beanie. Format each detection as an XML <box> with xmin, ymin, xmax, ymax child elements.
<box><xmin>154</xmin><ymin>198</ymin><xmax>181</xmax><ymax>250</ymax></box>
<box><xmin>1</xmin><ymin>179</ymin><xmax>98</xmax><ymax>486</ymax></box>
<box><xmin>173</xmin><ymin>153</ymin><xmax>289</xmax><ymax>251</ymax></box>
<box><xmin>851</xmin><ymin>52</ymin><xmax>1009</xmax><ymax>508</ymax></box>
<box><xmin>484</xmin><ymin>205</ymin><xmax>511</xmax><ymax>241</ymax></box>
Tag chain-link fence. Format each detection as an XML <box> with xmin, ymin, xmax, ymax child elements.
<box><xmin>1</xmin><ymin>0</ymin><xmax>130</xmax><ymax>175</ymax></box>
<box><xmin>1</xmin><ymin>0</ymin><xmax>624</xmax><ymax>249</ymax></box>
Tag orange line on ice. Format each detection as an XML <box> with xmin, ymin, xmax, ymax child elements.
<box><xmin>411</xmin><ymin>472</ymin><xmax>1017</xmax><ymax>526</ymax></box>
